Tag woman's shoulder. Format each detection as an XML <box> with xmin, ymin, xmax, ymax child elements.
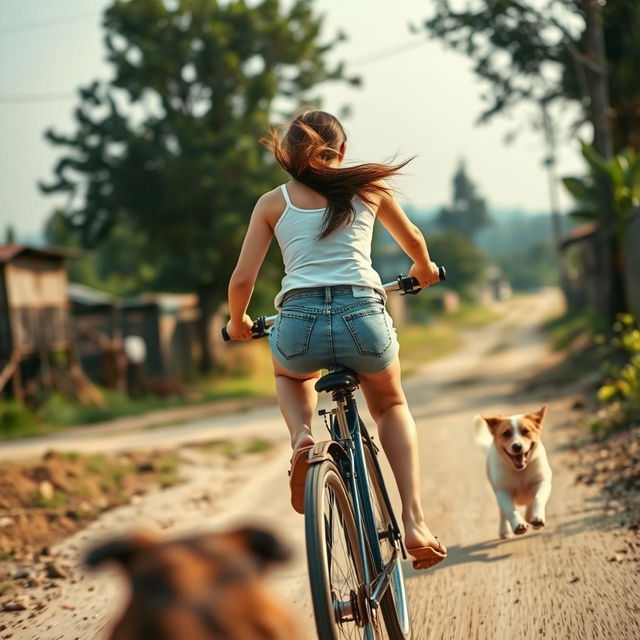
<box><xmin>361</xmin><ymin>179</ymin><xmax>393</xmax><ymax>213</ymax></box>
<box><xmin>258</xmin><ymin>186</ymin><xmax>287</xmax><ymax>208</ymax></box>
<box><xmin>253</xmin><ymin>186</ymin><xmax>288</xmax><ymax>229</ymax></box>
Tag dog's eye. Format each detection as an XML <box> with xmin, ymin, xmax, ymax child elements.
<box><xmin>521</xmin><ymin>429</ymin><xmax>529</xmax><ymax>436</ymax></box>
<box><xmin>502</xmin><ymin>430</ymin><xmax>512</xmax><ymax>438</ymax></box>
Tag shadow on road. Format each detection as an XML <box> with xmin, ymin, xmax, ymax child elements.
<box><xmin>402</xmin><ymin>538</ymin><xmax>520</xmax><ymax>579</ymax></box>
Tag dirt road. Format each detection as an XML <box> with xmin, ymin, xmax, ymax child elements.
<box><xmin>4</xmin><ymin>289</ymin><xmax>639</xmax><ymax>639</ymax></box>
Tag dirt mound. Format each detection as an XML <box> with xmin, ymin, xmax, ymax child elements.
<box><xmin>0</xmin><ymin>449</ymin><xmax>180</xmax><ymax>558</ymax></box>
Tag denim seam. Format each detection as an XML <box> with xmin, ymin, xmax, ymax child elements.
<box><xmin>281</xmin><ymin>301</ymin><xmax>376</xmax><ymax>316</ymax></box>
<box><xmin>325</xmin><ymin>289</ymin><xmax>336</xmax><ymax>366</ymax></box>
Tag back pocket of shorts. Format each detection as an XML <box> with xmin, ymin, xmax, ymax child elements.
<box><xmin>276</xmin><ymin>311</ymin><xmax>316</xmax><ymax>359</ymax></box>
<box><xmin>343</xmin><ymin>307</ymin><xmax>391</xmax><ymax>357</ymax></box>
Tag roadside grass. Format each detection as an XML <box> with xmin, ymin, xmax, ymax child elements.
<box><xmin>0</xmin><ymin>354</ymin><xmax>275</xmax><ymax>442</ymax></box>
<box><xmin>543</xmin><ymin>308</ymin><xmax>601</xmax><ymax>351</ymax></box>
<box><xmin>189</xmin><ymin>437</ymin><xmax>274</xmax><ymax>458</ymax></box>
<box><xmin>398</xmin><ymin>324</ymin><xmax>462</xmax><ymax>376</ymax></box>
<box><xmin>1</xmin><ymin>303</ymin><xmax>498</xmax><ymax>440</ymax></box>
<box><xmin>448</xmin><ymin>303</ymin><xmax>501</xmax><ymax>329</ymax></box>
<box><xmin>398</xmin><ymin>302</ymin><xmax>499</xmax><ymax>375</ymax></box>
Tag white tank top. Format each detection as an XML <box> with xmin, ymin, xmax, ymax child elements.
<box><xmin>273</xmin><ymin>184</ymin><xmax>386</xmax><ymax>309</ymax></box>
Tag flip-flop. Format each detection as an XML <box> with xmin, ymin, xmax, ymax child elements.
<box><xmin>288</xmin><ymin>444</ymin><xmax>314</xmax><ymax>514</ymax></box>
<box><xmin>407</xmin><ymin>538</ymin><xmax>447</xmax><ymax>570</ymax></box>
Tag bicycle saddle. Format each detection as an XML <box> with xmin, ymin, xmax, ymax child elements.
<box><xmin>315</xmin><ymin>368</ymin><xmax>359</xmax><ymax>393</ymax></box>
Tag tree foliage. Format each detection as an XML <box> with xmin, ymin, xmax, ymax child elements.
<box><xmin>423</xmin><ymin>230</ymin><xmax>488</xmax><ymax>296</ymax></box>
<box><xmin>563</xmin><ymin>143</ymin><xmax>640</xmax><ymax>228</ymax></box>
<box><xmin>436</xmin><ymin>161</ymin><xmax>490</xmax><ymax>240</ymax></box>
<box><xmin>422</xmin><ymin>0</ymin><xmax>640</xmax><ymax>150</ymax></box>
<box><xmin>42</xmin><ymin>0</ymin><xmax>351</xmax><ymax>269</ymax></box>
<box><xmin>41</xmin><ymin>0</ymin><xmax>355</xmax><ymax>368</ymax></box>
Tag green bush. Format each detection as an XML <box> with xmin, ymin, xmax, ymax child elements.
<box><xmin>0</xmin><ymin>401</ymin><xmax>40</xmax><ymax>438</ymax></box>
<box><xmin>592</xmin><ymin>314</ymin><xmax>640</xmax><ymax>432</ymax></box>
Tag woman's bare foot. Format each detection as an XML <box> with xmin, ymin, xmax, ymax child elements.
<box><xmin>403</xmin><ymin>519</ymin><xmax>446</xmax><ymax>555</ymax></box>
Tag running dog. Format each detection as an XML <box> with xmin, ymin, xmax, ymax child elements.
<box><xmin>474</xmin><ymin>406</ymin><xmax>552</xmax><ymax>539</ymax></box>
<box><xmin>86</xmin><ymin>526</ymin><xmax>298</xmax><ymax>640</ymax></box>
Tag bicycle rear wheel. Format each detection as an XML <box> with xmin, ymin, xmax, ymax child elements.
<box><xmin>305</xmin><ymin>460</ymin><xmax>371</xmax><ymax>640</ymax></box>
<box><xmin>364</xmin><ymin>439</ymin><xmax>411</xmax><ymax>639</ymax></box>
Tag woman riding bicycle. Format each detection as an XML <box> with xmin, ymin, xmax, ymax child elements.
<box><xmin>226</xmin><ymin>110</ymin><xmax>446</xmax><ymax>569</ymax></box>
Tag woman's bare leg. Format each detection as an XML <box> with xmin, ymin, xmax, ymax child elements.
<box><xmin>359</xmin><ymin>358</ymin><xmax>445</xmax><ymax>553</ymax></box>
<box><xmin>271</xmin><ymin>356</ymin><xmax>320</xmax><ymax>453</ymax></box>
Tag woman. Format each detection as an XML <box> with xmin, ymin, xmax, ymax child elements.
<box><xmin>226</xmin><ymin>110</ymin><xmax>446</xmax><ymax>569</ymax></box>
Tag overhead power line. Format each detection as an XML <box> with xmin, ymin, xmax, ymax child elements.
<box><xmin>0</xmin><ymin>11</ymin><xmax>98</xmax><ymax>36</ymax></box>
<box><xmin>0</xmin><ymin>92</ymin><xmax>75</xmax><ymax>104</ymax></box>
<box><xmin>0</xmin><ymin>37</ymin><xmax>430</xmax><ymax>104</ymax></box>
<box><xmin>351</xmin><ymin>38</ymin><xmax>429</xmax><ymax>67</ymax></box>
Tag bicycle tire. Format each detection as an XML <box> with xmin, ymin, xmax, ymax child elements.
<box><xmin>305</xmin><ymin>460</ymin><xmax>371</xmax><ymax>640</ymax></box>
<box><xmin>363</xmin><ymin>440</ymin><xmax>412</xmax><ymax>639</ymax></box>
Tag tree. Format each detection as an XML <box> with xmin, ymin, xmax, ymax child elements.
<box><xmin>421</xmin><ymin>230</ymin><xmax>488</xmax><ymax>296</ymax></box>
<box><xmin>436</xmin><ymin>161</ymin><xmax>490</xmax><ymax>241</ymax></box>
<box><xmin>41</xmin><ymin>0</ymin><xmax>355</xmax><ymax>371</ymax></box>
<box><xmin>421</xmin><ymin>0</ymin><xmax>640</xmax><ymax>151</ymax></box>
<box><xmin>422</xmin><ymin>0</ymin><xmax>639</xmax><ymax>321</ymax></box>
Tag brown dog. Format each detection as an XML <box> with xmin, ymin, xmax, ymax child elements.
<box><xmin>86</xmin><ymin>526</ymin><xmax>298</xmax><ymax>640</ymax></box>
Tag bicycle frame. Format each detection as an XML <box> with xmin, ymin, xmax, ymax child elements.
<box><xmin>327</xmin><ymin>387</ymin><xmax>404</xmax><ymax>615</ymax></box>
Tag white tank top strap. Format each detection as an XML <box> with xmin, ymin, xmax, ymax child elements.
<box><xmin>280</xmin><ymin>183</ymin><xmax>293</xmax><ymax>208</ymax></box>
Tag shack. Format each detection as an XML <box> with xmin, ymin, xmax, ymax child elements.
<box><xmin>560</xmin><ymin>222</ymin><xmax>600</xmax><ymax>311</ymax></box>
<box><xmin>68</xmin><ymin>285</ymin><xmax>200</xmax><ymax>384</ymax></box>
<box><xmin>0</xmin><ymin>244</ymin><xmax>101</xmax><ymax>404</ymax></box>
<box><xmin>68</xmin><ymin>282</ymin><xmax>122</xmax><ymax>387</ymax></box>
<box><xmin>122</xmin><ymin>293</ymin><xmax>200</xmax><ymax>380</ymax></box>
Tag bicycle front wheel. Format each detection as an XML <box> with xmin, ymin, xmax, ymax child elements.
<box><xmin>305</xmin><ymin>460</ymin><xmax>370</xmax><ymax>640</ymax></box>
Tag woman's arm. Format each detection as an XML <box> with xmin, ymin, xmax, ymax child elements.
<box><xmin>226</xmin><ymin>194</ymin><xmax>276</xmax><ymax>340</ymax></box>
<box><xmin>375</xmin><ymin>186</ymin><xmax>440</xmax><ymax>287</ymax></box>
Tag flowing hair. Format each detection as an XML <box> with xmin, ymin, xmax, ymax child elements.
<box><xmin>261</xmin><ymin>110</ymin><xmax>413</xmax><ymax>239</ymax></box>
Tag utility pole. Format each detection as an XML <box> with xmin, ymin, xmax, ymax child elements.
<box><xmin>540</xmin><ymin>100</ymin><xmax>571</xmax><ymax>304</ymax></box>
<box><xmin>583</xmin><ymin>0</ymin><xmax>613</xmax><ymax>161</ymax></box>
<box><xmin>582</xmin><ymin>0</ymin><xmax>623</xmax><ymax>321</ymax></box>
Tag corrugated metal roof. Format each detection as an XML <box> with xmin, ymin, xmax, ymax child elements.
<box><xmin>68</xmin><ymin>282</ymin><xmax>118</xmax><ymax>307</ymax></box>
<box><xmin>560</xmin><ymin>222</ymin><xmax>598</xmax><ymax>249</ymax></box>
<box><xmin>0</xmin><ymin>244</ymin><xmax>87</xmax><ymax>263</ymax></box>
<box><xmin>0</xmin><ymin>244</ymin><xmax>25</xmax><ymax>263</ymax></box>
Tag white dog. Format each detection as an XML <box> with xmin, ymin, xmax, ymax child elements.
<box><xmin>474</xmin><ymin>406</ymin><xmax>552</xmax><ymax>539</ymax></box>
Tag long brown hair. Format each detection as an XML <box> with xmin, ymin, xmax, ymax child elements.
<box><xmin>262</xmin><ymin>110</ymin><xmax>413</xmax><ymax>239</ymax></box>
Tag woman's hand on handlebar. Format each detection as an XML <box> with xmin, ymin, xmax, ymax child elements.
<box><xmin>408</xmin><ymin>261</ymin><xmax>441</xmax><ymax>288</ymax></box>
<box><xmin>225</xmin><ymin>314</ymin><xmax>255</xmax><ymax>341</ymax></box>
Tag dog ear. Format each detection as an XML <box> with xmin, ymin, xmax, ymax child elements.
<box><xmin>85</xmin><ymin>530</ymin><xmax>158</xmax><ymax>570</ymax></box>
<box><xmin>482</xmin><ymin>416</ymin><xmax>503</xmax><ymax>433</ymax></box>
<box><xmin>233</xmin><ymin>526</ymin><xmax>291</xmax><ymax>569</ymax></box>
<box><xmin>529</xmin><ymin>405</ymin><xmax>547</xmax><ymax>425</ymax></box>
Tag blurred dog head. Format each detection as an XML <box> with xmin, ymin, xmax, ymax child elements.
<box><xmin>86</xmin><ymin>526</ymin><xmax>297</xmax><ymax>640</ymax></box>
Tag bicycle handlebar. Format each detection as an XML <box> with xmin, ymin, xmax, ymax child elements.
<box><xmin>222</xmin><ymin>266</ymin><xmax>446</xmax><ymax>342</ymax></box>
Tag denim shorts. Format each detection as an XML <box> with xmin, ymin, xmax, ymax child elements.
<box><xmin>269</xmin><ymin>286</ymin><xmax>399</xmax><ymax>375</ymax></box>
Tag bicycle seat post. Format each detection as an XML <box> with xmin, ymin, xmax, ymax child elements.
<box><xmin>315</xmin><ymin>367</ymin><xmax>360</xmax><ymax>444</ymax></box>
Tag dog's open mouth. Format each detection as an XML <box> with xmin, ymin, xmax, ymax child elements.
<box><xmin>505</xmin><ymin>443</ymin><xmax>534</xmax><ymax>470</ymax></box>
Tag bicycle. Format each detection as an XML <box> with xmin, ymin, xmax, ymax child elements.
<box><xmin>223</xmin><ymin>269</ymin><xmax>446</xmax><ymax>640</ymax></box>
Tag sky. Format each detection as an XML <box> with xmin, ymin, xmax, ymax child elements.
<box><xmin>0</xmin><ymin>0</ymin><xmax>585</xmax><ymax>239</ymax></box>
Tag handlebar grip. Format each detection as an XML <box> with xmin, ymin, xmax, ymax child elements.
<box><xmin>438</xmin><ymin>266</ymin><xmax>447</xmax><ymax>281</ymax></box>
<box><xmin>222</xmin><ymin>327</ymin><xmax>230</xmax><ymax>342</ymax></box>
